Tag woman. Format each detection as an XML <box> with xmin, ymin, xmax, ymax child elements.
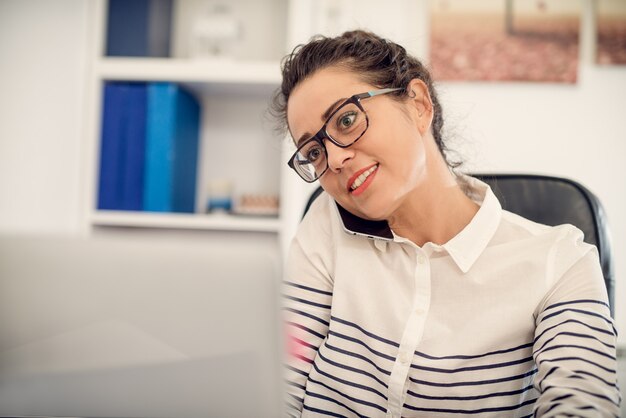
<box><xmin>274</xmin><ymin>30</ymin><xmax>619</xmax><ymax>417</ymax></box>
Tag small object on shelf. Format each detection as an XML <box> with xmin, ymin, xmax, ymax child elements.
<box><xmin>233</xmin><ymin>194</ymin><xmax>280</xmax><ymax>217</ymax></box>
<box><xmin>189</xmin><ymin>3</ymin><xmax>240</xmax><ymax>60</ymax></box>
<box><xmin>106</xmin><ymin>0</ymin><xmax>173</xmax><ymax>57</ymax></box>
<box><xmin>206</xmin><ymin>179</ymin><xmax>233</xmax><ymax>212</ymax></box>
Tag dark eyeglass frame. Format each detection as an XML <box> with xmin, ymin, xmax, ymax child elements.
<box><xmin>287</xmin><ymin>87</ymin><xmax>404</xmax><ymax>183</ymax></box>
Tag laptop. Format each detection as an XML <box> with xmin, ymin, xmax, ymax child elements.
<box><xmin>0</xmin><ymin>235</ymin><xmax>283</xmax><ymax>418</ymax></box>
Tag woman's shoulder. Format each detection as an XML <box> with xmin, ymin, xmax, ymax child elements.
<box><xmin>498</xmin><ymin>209</ymin><xmax>588</xmax><ymax>246</ymax></box>
<box><xmin>296</xmin><ymin>190</ymin><xmax>338</xmax><ymax>242</ymax></box>
<box><xmin>498</xmin><ymin>210</ymin><xmax>598</xmax><ymax>276</ymax></box>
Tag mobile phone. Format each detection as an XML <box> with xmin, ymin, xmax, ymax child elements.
<box><xmin>334</xmin><ymin>201</ymin><xmax>394</xmax><ymax>241</ymax></box>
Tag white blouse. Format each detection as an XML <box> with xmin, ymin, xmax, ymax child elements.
<box><xmin>284</xmin><ymin>177</ymin><xmax>620</xmax><ymax>418</ymax></box>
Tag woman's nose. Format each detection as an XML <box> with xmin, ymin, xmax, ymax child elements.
<box><xmin>325</xmin><ymin>140</ymin><xmax>355</xmax><ymax>173</ymax></box>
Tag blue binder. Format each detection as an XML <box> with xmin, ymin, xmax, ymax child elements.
<box><xmin>98</xmin><ymin>82</ymin><xmax>147</xmax><ymax>211</ymax></box>
<box><xmin>144</xmin><ymin>83</ymin><xmax>200</xmax><ymax>213</ymax></box>
<box><xmin>106</xmin><ymin>0</ymin><xmax>173</xmax><ymax>57</ymax></box>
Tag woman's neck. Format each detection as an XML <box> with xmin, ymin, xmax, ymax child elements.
<box><xmin>387</xmin><ymin>147</ymin><xmax>479</xmax><ymax>247</ymax></box>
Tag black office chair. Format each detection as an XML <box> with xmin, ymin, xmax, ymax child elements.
<box><xmin>303</xmin><ymin>174</ymin><xmax>615</xmax><ymax>317</ymax></box>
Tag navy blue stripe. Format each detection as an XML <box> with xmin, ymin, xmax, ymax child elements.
<box><xmin>540</xmin><ymin>366</ymin><xmax>559</xmax><ymax>392</ymax></box>
<box><xmin>535</xmin><ymin>344</ymin><xmax>616</xmax><ymax>361</ymax></box>
<box><xmin>308</xmin><ymin>376</ymin><xmax>387</xmax><ymax>413</ymax></box>
<box><xmin>317</xmin><ymin>349</ymin><xmax>388</xmax><ymax>389</ymax></box>
<box><xmin>544</xmin><ymin>299</ymin><xmax>610</xmax><ymax>312</ymax></box>
<box><xmin>535</xmin><ymin>318</ymin><xmax>615</xmax><ymax>343</ymax></box>
<box><xmin>403</xmin><ymin>397</ymin><xmax>536</xmax><ymax>414</ymax></box>
<box><xmin>542</xmin><ymin>401</ymin><xmax>561</xmax><ymax>415</ymax></box>
<box><xmin>409</xmin><ymin>368</ymin><xmax>538</xmax><ymax>387</ymax></box>
<box><xmin>284</xmin><ymin>294</ymin><xmax>332</xmax><ymax>310</ymax></box>
<box><xmin>537</xmin><ymin>393</ymin><xmax>574</xmax><ymax>416</ymax></box>
<box><xmin>302</xmin><ymin>403</ymin><xmax>347</xmax><ymax>418</ymax></box>
<box><xmin>284</xmin><ymin>280</ymin><xmax>333</xmax><ymax>296</ymax></box>
<box><xmin>312</xmin><ymin>361</ymin><xmax>388</xmax><ymax>401</ymax></box>
<box><xmin>543</xmin><ymin>384</ymin><xmax>620</xmax><ymax>406</ymax></box>
<box><xmin>295</xmin><ymin>353</ymin><xmax>314</xmax><ymax>364</ymax></box>
<box><xmin>415</xmin><ymin>341</ymin><xmax>533</xmax><ymax>361</ymax></box>
<box><xmin>325</xmin><ymin>341</ymin><xmax>391</xmax><ymax>376</ymax></box>
<box><xmin>548</xmin><ymin>393</ymin><xmax>574</xmax><ymax>403</ymax></box>
<box><xmin>328</xmin><ymin>330</ymin><xmax>396</xmax><ymax>362</ymax></box>
<box><xmin>287</xmin><ymin>321</ymin><xmax>326</xmax><ymax>340</ymax></box>
<box><xmin>406</xmin><ymin>383</ymin><xmax>534</xmax><ymax>401</ymax></box>
<box><xmin>572</xmin><ymin>370</ymin><xmax>618</xmax><ymax>388</ymax></box>
<box><xmin>288</xmin><ymin>392</ymin><xmax>304</xmax><ymax>404</ymax></box>
<box><xmin>543</xmin><ymin>366</ymin><xmax>559</xmax><ymax>380</ymax></box>
<box><xmin>292</xmin><ymin>336</ymin><xmax>320</xmax><ymax>351</ymax></box>
<box><xmin>410</xmin><ymin>355</ymin><xmax>533</xmax><ymax>374</ymax></box>
<box><xmin>286</xmin><ymin>364</ymin><xmax>310</xmax><ymax>378</ymax></box>
<box><xmin>285</xmin><ymin>406</ymin><xmax>298</xmax><ymax>417</ymax></box>
<box><xmin>539</xmin><ymin>308</ymin><xmax>615</xmax><ymax>331</ymax></box>
<box><xmin>333</xmin><ymin>315</ymin><xmax>545</xmax><ymax>363</ymax></box>
<box><xmin>304</xmin><ymin>390</ymin><xmax>367</xmax><ymax>418</ymax></box>
<box><xmin>538</xmin><ymin>356</ymin><xmax>616</xmax><ymax>374</ymax></box>
<box><xmin>285</xmin><ymin>401</ymin><xmax>300</xmax><ymax>418</ymax></box>
<box><xmin>286</xmin><ymin>379</ymin><xmax>306</xmax><ymax>391</ymax></box>
<box><xmin>285</xmin><ymin>307</ymin><xmax>330</xmax><ymax>327</ymax></box>
<box><xmin>331</xmin><ymin>315</ymin><xmax>400</xmax><ymax>347</ymax></box>
<box><xmin>534</xmin><ymin>330</ymin><xmax>615</xmax><ymax>354</ymax></box>
<box><xmin>577</xmin><ymin>405</ymin><xmax>598</xmax><ymax>410</ymax></box>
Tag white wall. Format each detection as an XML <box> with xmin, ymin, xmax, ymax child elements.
<box><xmin>0</xmin><ymin>0</ymin><xmax>624</xmax><ymax>346</ymax></box>
<box><xmin>0</xmin><ymin>0</ymin><xmax>89</xmax><ymax>234</ymax></box>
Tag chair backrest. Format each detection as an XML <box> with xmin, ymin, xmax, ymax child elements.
<box><xmin>303</xmin><ymin>174</ymin><xmax>615</xmax><ymax>317</ymax></box>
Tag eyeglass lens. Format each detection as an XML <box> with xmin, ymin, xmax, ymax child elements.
<box><xmin>293</xmin><ymin>102</ymin><xmax>368</xmax><ymax>181</ymax></box>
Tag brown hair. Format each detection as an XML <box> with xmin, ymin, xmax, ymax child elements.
<box><xmin>271</xmin><ymin>29</ymin><xmax>461</xmax><ymax>171</ymax></box>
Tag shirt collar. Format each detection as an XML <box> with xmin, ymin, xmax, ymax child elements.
<box><xmin>335</xmin><ymin>176</ymin><xmax>502</xmax><ymax>273</ymax></box>
<box><xmin>442</xmin><ymin>176</ymin><xmax>502</xmax><ymax>273</ymax></box>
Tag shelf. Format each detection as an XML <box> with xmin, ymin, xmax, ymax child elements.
<box><xmin>96</xmin><ymin>58</ymin><xmax>281</xmax><ymax>85</ymax></box>
<box><xmin>90</xmin><ymin>211</ymin><xmax>281</xmax><ymax>233</ymax></box>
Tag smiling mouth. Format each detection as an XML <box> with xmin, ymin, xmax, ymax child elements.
<box><xmin>349</xmin><ymin>164</ymin><xmax>379</xmax><ymax>192</ymax></box>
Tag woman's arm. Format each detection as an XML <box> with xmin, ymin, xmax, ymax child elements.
<box><xmin>283</xmin><ymin>234</ymin><xmax>334</xmax><ymax>417</ymax></box>
<box><xmin>532</xmin><ymin>236</ymin><xmax>620</xmax><ymax>417</ymax></box>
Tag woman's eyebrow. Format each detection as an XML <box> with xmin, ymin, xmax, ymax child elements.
<box><xmin>321</xmin><ymin>98</ymin><xmax>346</xmax><ymax>121</ymax></box>
<box><xmin>296</xmin><ymin>97</ymin><xmax>348</xmax><ymax>146</ymax></box>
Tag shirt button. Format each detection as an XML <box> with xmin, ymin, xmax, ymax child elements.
<box><xmin>399</xmin><ymin>352</ymin><xmax>412</xmax><ymax>364</ymax></box>
<box><xmin>417</xmin><ymin>254</ymin><xmax>426</xmax><ymax>264</ymax></box>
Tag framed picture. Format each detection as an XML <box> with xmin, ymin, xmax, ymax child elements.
<box><xmin>596</xmin><ymin>0</ymin><xmax>626</xmax><ymax>65</ymax></box>
<box><xmin>429</xmin><ymin>0</ymin><xmax>581</xmax><ymax>83</ymax></box>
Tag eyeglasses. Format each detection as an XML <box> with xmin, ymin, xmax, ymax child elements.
<box><xmin>287</xmin><ymin>87</ymin><xmax>404</xmax><ymax>183</ymax></box>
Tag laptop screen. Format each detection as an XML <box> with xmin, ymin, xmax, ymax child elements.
<box><xmin>0</xmin><ymin>235</ymin><xmax>283</xmax><ymax>418</ymax></box>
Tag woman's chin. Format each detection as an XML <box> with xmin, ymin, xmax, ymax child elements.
<box><xmin>351</xmin><ymin>204</ymin><xmax>390</xmax><ymax>222</ymax></box>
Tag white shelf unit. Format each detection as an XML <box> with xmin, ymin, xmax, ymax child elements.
<box><xmin>85</xmin><ymin>0</ymin><xmax>294</xmax><ymax>241</ymax></box>
<box><xmin>96</xmin><ymin>58</ymin><xmax>281</xmax><ymax>85</ymax></box>
<box><xmin>90</xmin><ymin>211</ymin><xmax>281</xmax><ymax>232</ymax></box>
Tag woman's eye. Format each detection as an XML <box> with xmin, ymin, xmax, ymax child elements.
<box><xmin>306</xmin><ymin>147</ymin><xmax>322</xmax><ymax>162</ymax></box>
<box><xmin>337</xmin><ymin>112</ymin><xmax>357</xmax><ymax>130</ymax></box>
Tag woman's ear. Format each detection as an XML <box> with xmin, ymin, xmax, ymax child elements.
<box><xmin>406</xmin><ymin>78</ymin><xmax>434</xmax><ymax>135</ymax></box>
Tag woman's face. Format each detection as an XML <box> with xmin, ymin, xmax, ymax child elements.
<box><xmin>287</xmin><ymin>66</ymin><xmax>429</xmax><ymax>221</ymax></box>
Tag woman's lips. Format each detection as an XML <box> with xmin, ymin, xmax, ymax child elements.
<box><xmin>348</xmin><ymin>164</ymin><xmax>379</xmax><ymax>196</ymax></box>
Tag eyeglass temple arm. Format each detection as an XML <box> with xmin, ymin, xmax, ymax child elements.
<box><xmin>358</xmin><ymin>87</ymin><xmax>404</xmax><ymax>99</ymax></box>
